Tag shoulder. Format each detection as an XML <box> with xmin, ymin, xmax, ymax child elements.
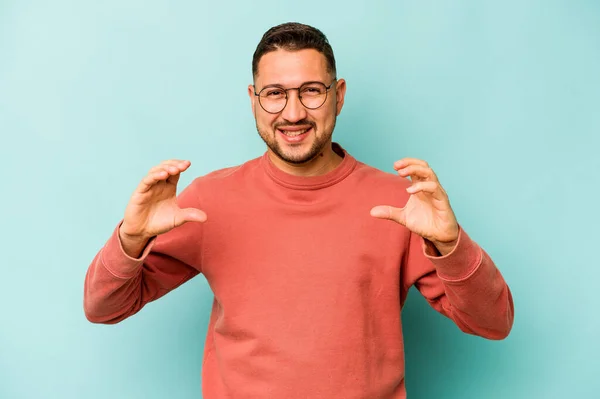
<box><xmin>202</xmin><ymin>156</ymin><xmax>261</xmax><ymax>181</ymax></box>
<box><xmin>352</xmin><ymin>160</ymin><xmax>411</xmax><ymax>190</ymax></box>
<box><xmin>343</xmin><ymin>159</ymin><xmax>413</xmax><ymax>208</ymax></box>
<box><xmin>180</xmin><ymin>156</ymin><xmax>261</xmax><ymax>194</ymax></box>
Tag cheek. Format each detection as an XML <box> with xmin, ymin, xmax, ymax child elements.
<box><xmin>311</xmin><ymin>108</ymin><xmax>335</xmax><ymax>129</ymax></box>
<box><xmin>256</xmin><ymin>111</ymin><xmax>278</xmax><ymax>128</ymax></box>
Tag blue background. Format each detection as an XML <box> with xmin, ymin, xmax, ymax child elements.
<box><xmin>1</xmin><ymin>1</ymin><xmax>599</xmax><ymax>398</ymax></box>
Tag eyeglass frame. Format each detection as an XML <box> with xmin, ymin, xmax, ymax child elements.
<box><xmin>253</xmin><ymin>78</ymin><xmax>338</xmax><ymax>114</ymax></box>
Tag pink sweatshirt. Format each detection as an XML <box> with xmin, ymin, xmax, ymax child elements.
<box><xmin>84</xmin><ymin>143</ymin><xmax>514</xmax><ymax>398</ymax></box>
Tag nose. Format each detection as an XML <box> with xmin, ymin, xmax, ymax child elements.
<box><xmin>281</xmin><ymin>89</ymin><xmax>307</xmax><ymax>123</ymax></box>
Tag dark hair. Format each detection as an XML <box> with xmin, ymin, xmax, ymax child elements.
<box><xmin>252</xmin><ymin>22</ymin><xmax>337</xmax><ymax>79</ymax></box>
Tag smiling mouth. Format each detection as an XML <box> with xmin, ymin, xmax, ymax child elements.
<box><xmin>279</xmin><ymin>128</ymin><xmax>310</xmax><ymax>137</ymax></box>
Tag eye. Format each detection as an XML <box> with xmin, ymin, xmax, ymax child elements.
<box><xmin>301</xmin><ymin>85</ymin><xmax>325</xmax><ymax>96</ymax></box>
<box><xmin>264</xmin><ymin>89</ymin><xmax>285</xmax><ymax>98</ymax></box>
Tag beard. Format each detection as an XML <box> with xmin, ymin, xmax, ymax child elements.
<box><xmin>256</xmin><ymin>117</ymin><xmax>337</xmax><ymax>165</ymax></box>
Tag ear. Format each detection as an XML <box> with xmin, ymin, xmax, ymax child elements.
<box><xmin>248</xmin><ymin>84</ymin><xmax>256</xmax><ymax>115</ymax></box>
<box><xmin>334</xmin><ymin>78</ymin><xmax>347</xmax><ymax>116</ymax></box>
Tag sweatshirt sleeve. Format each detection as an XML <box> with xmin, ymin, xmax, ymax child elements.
<box><xmin>83</xmin><ymin>180</ymin><xmax>205</xmax><ymax>324</ymax></box>
<box><xmin>401</xmin><ymin>226</ymin><xmax>514</xmax><ymax>340</ymax></box>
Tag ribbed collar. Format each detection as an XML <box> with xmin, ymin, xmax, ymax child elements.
<box><xmin>261</xmin><ymin>142</ymin><xmax>357</xmax><ymax>191</ymax></box>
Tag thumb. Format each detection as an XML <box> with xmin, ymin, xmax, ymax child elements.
<box><xmin>370</xmin><ymin>205</ymin><xmax>406</xmax><ymax>226</ymax></box>
<box><xmin>175</xmin><ymin>207</ymin><xmax>208</xmax><ymax>227</ymax></box>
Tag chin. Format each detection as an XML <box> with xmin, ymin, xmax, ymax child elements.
<box><xmin>279</xmin><ymin>151</ymin><xmax>315</xmax><ymax>164</ymax></box>
<box><xmin>279</xmin><ymin>142</ymin><xmax>328</xmax><ymax>165</ymax></box>
<box><xmin>257</xmin><ymin>123</ymin><xmax>332</xmax><ymax>164</ymax></box>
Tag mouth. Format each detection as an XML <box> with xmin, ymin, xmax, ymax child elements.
<box><xmin>277</xmin><ymin>126</ymin><xmax>313</xmax><ymax>143</ymax></box>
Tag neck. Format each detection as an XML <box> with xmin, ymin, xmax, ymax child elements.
<box><xmin>268</xmin><ymin>143</ymin><xmax>343</xmax><ymax>177</ymax></box>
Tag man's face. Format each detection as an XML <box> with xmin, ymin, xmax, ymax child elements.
<box><xmin>248</xmin><ymin>49</ymin><xmax>346</xmax><ymax>165</ymax></box>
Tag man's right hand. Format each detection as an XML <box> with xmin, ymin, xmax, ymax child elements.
<box><xmin>118</xmin><ymin>159</ymin><xmax>207</xmax><ymax>258</ymax></box>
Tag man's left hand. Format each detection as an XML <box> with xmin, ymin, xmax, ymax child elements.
<box><xmin>370</xmin><ymin>158</ymin><xmax>459</xmax><ymax>256</ymax></box>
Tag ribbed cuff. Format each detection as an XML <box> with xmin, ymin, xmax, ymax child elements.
<box><xmin>423</xmin><ymin>227</ymin><xmax>483</xmax><ymax>282</ymax></box>
<box><xmin>99</xmin><ymin>222</ymin><xmax>157</xmax><ymax>279</ymax></box>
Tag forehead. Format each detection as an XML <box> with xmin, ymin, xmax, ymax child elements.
<box><xmin>255</xmin><ymin>48</ymin><xmax>329</xmax><ymax>87</ymax></box>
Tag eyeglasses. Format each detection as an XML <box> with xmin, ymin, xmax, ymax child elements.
<box><xmin>254</xmin><ymin>79</ymin><xmax>337</xmax><ymax>114</ymax></box>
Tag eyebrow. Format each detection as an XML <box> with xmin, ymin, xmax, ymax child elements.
<box><xmin>258</xmin><ymin>80</ymin><xmax>327</xmax><ymax>90</ymax></box>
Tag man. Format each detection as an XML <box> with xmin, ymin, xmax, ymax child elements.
<box><xmin>84</xmin><ymin>22</ymin><xmax>514</xmax><ymax>398</ymax></box>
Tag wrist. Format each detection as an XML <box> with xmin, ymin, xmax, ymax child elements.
<box><xmin>431</xmin><ymin>238</ymin><xmax>458</xmax><ymax>256</ymax></box>
<box><xmin>119</xmin><ymin>222</ymin><xmax>151</xmax><ymax>241</ymax></box>
<box><xmin>118</xmin><ymin>225</ymin><xmax>151</xmax><ymax>258</ymax></box>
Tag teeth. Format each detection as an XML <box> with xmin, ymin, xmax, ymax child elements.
<box><xmin>281</xmin><ymin>128</ymin><xmax>308</xmax><ymax>137</ymax></box>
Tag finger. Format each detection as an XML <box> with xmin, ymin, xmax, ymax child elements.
<box><xmin>370</xmin><ymin>205</ymin><xmax>406</xmax><ymax>226</ymax></box>
<box><xmin>148</xmin><ymin>165</ymin><xmax>176</xmax><ymax>177</ymax></box>
<box><xmin>152</xmin><ymin>163</ymin><xmax>188</xmax><ymax>182</ymax></box>
<box><xmin>162</xmin><ymin>160</ymin><xmax>192</xmax><ymax>184</ymax></box>
<box><xmin>174</xmin><ymin>207</ymin><xmax>208</xmax><ymax>226</ymax></box>
<box><xmin>161</xmin><ymin>159</ymin><xmax>188</xmax><ymax>165</ymax></box>
<box><xmin>406</xmin><ymin>181</ymin><xmax>445</xmax><ymax>200</ymax></box>
<box><xmin>138</xmin><ymin>170</ymin><xmax>170</xmax><ymax>193</ymax></box>
<box><xmin>161</xmin><ymin>159</ymin><xmax>191</xmax><ymax>171</ymax></box>
<box><xmin>150</xmin><ymin>163</ymin><xmax>186</xmax><ymax>175</ymax></box>
<box><xmin>166</xmin><ymin>171</ymin><xmax>182</xmax><ymax>185</ymax></box>
<box><xmin>144</xmin><ymin>166</ymin><xmax>178</xmax><ymax>184</ymax></box>
<box><xmin>140</xmin><ymin>161</ymin><xmax>191</xmax><ymax>193</ymax></box>
<box><xmin>394</xmin><ymin>158</ymin><xmax>428</xmax><ymax>171</ymax></box>
<box><xmin>397</xmin><ymin>164</ymin><xmax>438</xmax><ymax>182</ymax></box>
<box><xmin>139</xmin><ymin>165</ymin><xmax>179</xmax><ymax>191</ymax></box>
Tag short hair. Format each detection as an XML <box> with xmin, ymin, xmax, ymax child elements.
<box><xmin>252</xmin><ymin>22</ymin><xmax>337</xmax><ymax>79</ymax></box>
